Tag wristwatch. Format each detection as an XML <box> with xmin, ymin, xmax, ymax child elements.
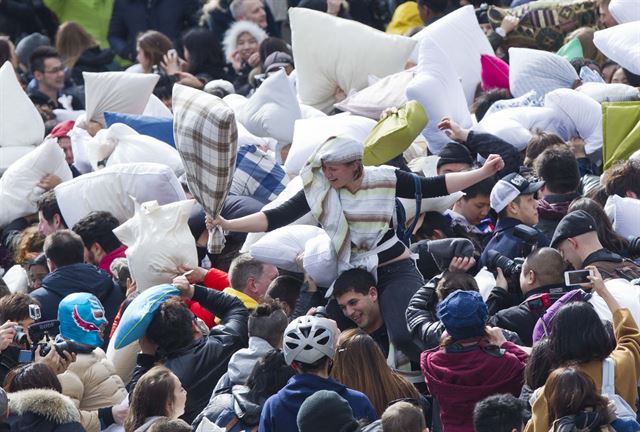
<box><xmin>495</xmin><ymin>27</ymin><xmax>507</xmax><ymax>38</ymax></box>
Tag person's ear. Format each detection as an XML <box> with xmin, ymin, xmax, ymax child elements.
<box><xmin>527</xmin><ymin>269</ymin><xmax>536</xmax><ymax>285</ymax></box>
<box><xmin>368</xmin><ymin>286</ymin><xmax>378</xmax><ymax>302</ymax></box>
<box><xmin>52</xmin><ymin>213</ymin><xmax>63</xmax><ymax>229</ymax></box>
<box><xmin>625</xmin><ymin>190</ymin><xmax>638</xmax><ymax>199</ymax></box>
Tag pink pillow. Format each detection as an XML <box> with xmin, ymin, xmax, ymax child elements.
<box><xmin>481</xmin><ymin>55</ymin><xmax>510</xmax><ymax>92</ymax></box>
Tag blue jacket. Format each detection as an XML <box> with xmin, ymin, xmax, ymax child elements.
<box><xmin>30</xmin><ymin>263</ymin><xmax>123</xmax><ymax>347</ymax></box>
<box><xmin>259</xmin><ymin>374</ymin><xmax>377</xmax><ymax>432</ymax></box>
<box><xmin>479</xmin><ymin>217</ymin><xmax>549</xmax><ymax>267</ymax></box>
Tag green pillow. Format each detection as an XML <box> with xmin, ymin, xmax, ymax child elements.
<box><xmin>602</xmin><ymin>101</ymin><xmax>640</xmax><ymax>170</ymax></box>
<box><xmin>363</xmin><ymin>101</ymin><xmax>428</xmax><ymax>166</ymax></box>
<box><xmin>557</xmin><ymin>38</ymin><xmax>584</xmax><ymax>61</ymax></box>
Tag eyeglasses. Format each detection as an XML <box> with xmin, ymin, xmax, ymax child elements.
<box><xmin>43</xmin><ymin>65</ymin><xmax>65</xmax><ymax>74</ymax></box>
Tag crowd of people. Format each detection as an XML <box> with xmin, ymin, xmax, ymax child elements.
<box><xmin>1</xmin><ymin>0</ymin><xmax>640</xmax><ymax>431</ymax></box>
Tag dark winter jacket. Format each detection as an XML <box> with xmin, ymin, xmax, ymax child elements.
<box><xmin>479</xmin><ymin>217</ymin><xmax>549</xmax><ymax>267</ymax></box>
<box><xmin>30</xmin><ymin>263</ymin><xmax>124</xmax><ymax>348</ymax></box>
<box><xmin>193</xmin><ymin>385</ymin><xmax>261</xmax><ymax>432</ymax></box>
<box><xmin>464</xmin><ymin>131</ymin><xmax>520</xmax><ymax>178</ymax></box>
<box><xmin>259</xmin><ymin>374</ymin><xmax>377</xmax><ymax>432</ymax></box>
<box><xmin>422</xmin><ymin>340</ymin><xmax>527</xmax><ymax>432</ymax></box>
<box><xmin>486</xmin><ymin>283</ymin><xmax>569</xmax><ymax>346</ymax></box>
<box><xmin>582</xmin><ymin>248</ymin><xmax>640</xmax><ymax>281</ymax></box>
<box><xmin>128</xmin><ymin>285</ymin><xmax>249</xmax><ymax>424</ymax></box>
<box><xmin>406</xmin><ymin>280</ymin><xmax>523</xmax><ymax>350</ymax></box>
<box><xmin>7</xmin><ymin>388</ymin><xmax>86</xmax><ymax>432</ymax></box>
<box><xmin>70</xmin><ymin>46</ymin><xmax>115</xmax><ymax>85</ymax></box>
<box><xmin>206</xmin><ymin>0</ymin><xmax>280</xmax><ymax>42</ymax></box>
<box><xmin>107</xmin><ymin>0</ymin><xmax>201</xmax><ymax>61</ymax></box>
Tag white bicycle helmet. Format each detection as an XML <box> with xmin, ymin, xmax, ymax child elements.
<box><xmin>283</xmin><ymin>315</ymin><xmax>339</xmax><ymax>366</ymax></box>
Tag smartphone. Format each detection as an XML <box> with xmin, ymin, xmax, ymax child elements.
<box><xmin>564</xmin><ymin>269</ymin><xmax>594</xmax><ymax>286</ymax></box>
<box><xmin>167</xmin><ymin>49</ymin><xmax>178</xmax><ymax>59</ymax></box>
<box><xmin>18</xmin><ymin>350</ymin><xmax>32</xmax><ymax>363</ymax></box>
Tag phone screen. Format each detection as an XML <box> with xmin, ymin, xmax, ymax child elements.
<box><xmin>565</xmin><ymin>270</ymin><xmax>592</xmax><ymax>285</ymax></box>
<box><xmin>18</xmin><ymin>350</ymin><xmax>32</xmax><ymax>363</ymax></box>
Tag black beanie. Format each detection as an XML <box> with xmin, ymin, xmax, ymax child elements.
<box><xmin>436</xmin><ymin>142</ymin><xmax>474</xmax><ymax>169</ymax></box>
<box><xmin>297</xmin><ymin>390</ymin><xmax>362</xmax><ymax>432</ymax></box>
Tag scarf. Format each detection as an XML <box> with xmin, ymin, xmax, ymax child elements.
<box><xmin>300</xmin><ymin>136</ymin><xmax>396</xmax><ymax>272</ymax></box>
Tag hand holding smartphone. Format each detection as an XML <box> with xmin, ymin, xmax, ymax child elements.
<box><xmin>564</xmin><ymin>269</ymin><xmax>594</xmax><ymax>286</ymax></box>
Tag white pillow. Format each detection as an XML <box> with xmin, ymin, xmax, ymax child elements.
<box><xmin>289</xmin><ymin>7</ymin><xmax>416</xmax><ymax>113</ymax></box>
<box><xmin>236</xmin><ymin>121</ymin><xmax>278</xmax><ymax>151</ymax></box>
<box><xmin>54</xmin><ymin>162</ymin><xmax>186</xmax><ymax>228</ymax></box>
<box><xmin>409</xmin><ymin>5</ymin><xmax>495</xmax><ymax>105</ymax></box>
<box><xmin>406</xmin><ymin>36</ymin><xmax>471</xmax><ymax>155</ymax></box>
<box><xmin>0</xmin><ymin>138</ymin><xmax>73</xmax><ymax>227</ymax></box>
<box><xmin>68</xmin><ymin>125</ymin><xmax>94</xmax><ymax>174</ymax></box>
<box><xmin>250</xmin><ymin>225</ymin><xmax>326</xmax><ymax>272</ymax></box>
<box><xmin>241</xmin><ymin>176</ymin><xmax>318</xmax><ymax>251</ymax></box>
<box><xmin>113</xmin><ymin>199</ymin><xmax>198</xmax><ymax>292</ymax></box>
<box><xmin>576</xmin><ymin>82</ymin><xmax>640</xmax><ymax>103</ymax></box>
<box><xmin>238</xmin><ymin>69</ymin><xmax>302</xmax><ymax>145</ymax></box>
<box><xmin>285</xmin><ymin>112</ymin><xmax>376</xmax><ymax>176</ymax></box>
<box><xmin>86</xmin><ymin>123</ymin><xmax>184</xmax><ymax>175</ymax></box>
<box><xmin>0</xmin><ymin>147</ymin><xmax>34</xmax><ymax>176</ymax></box>
<box><xmin>83</xmin><ymin>72</ymin><xmax>159</xmax><ymax>125</ymax></box>
<box><xmin>544</xmin><ymin>88</ymin><xmax>603</xmax><ymax>154</ymax></box>
<box><xmin>476</xmin><ymin>106</ymin><xmax>560</xmax><ymax>151</ymax></box>
<box><xmin>0</xmin><ymin>61</ymin><xmax>44</xmax><ymax>147</ymax></box>
<box><xmin>609</xmin><ymin>0</ymin><xmax>640</xmax><ymax>24</ymax></box>
<box><xmin>398</xmin><ymin>192</ymin><xmax>465</xmax><ymax>221</ymax></box>
<box><xmin>300</xmin><ymin>104</ymin><xmax>327</xmax><ymax>119</ymax></box>
<box><xmin>594</xmin><ymin>22</ymin><xmax>640</xmax><ymax>75</ymax></box>
<box><xmin>509</xmin><ymin>48</ymin><xmax>579</xmax><ymax>98</ymax></box>
<box><xmin>605</xmin><ymin>194</ymin><xmax>640</xmax><ymax>240</ymax></box>
<box><xmin>143</xmin><ymin>94</ymin><xmax>173</xmax><ymax>118</ymax></box>
<box><xmin>334</xmin><ymin>68</ymin><xmax>415</xmax><ymax>119</ymax></box>
<box><xmin>223</xmin><ymin>94</ymin><xmax>249</xmax><ymax>113</ymax></box>
<box><xmin>2</xmin><ymin>265</ymin><xmax>28</xmax><ymax>294</ymax></box>
<box><xmin>303</xmin><ymin>233</ymin><xmax>338</xmax><ymax>287</ymax></box>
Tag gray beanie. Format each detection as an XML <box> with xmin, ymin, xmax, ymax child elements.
<box><xmin>16</xmin><ymin>33</ymin><xmax>51</xmax><ymax>67</ymax></box>
<box><xmin>297</xmin><ymin>390</ymin><xmax>362</xmax><ymax>432</ymax></box>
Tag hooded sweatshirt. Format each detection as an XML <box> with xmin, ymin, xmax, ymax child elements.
<box><xmin>259</xmin><ymin>374</ymin><xmax>377</xmax><ymax>432</ymax></box>
<box><xmin>421</xmin><ymin>340</ymin><xmax>528</xmax><ymax>432</ymax></box>
<box><xmin>213</xmin><ymin>337</ymin><xmax>273</xmax><ymax>394</ymax></box>
<box><xmin>31</xmin><ymin>263</ymin><xmax>124</xmax><ymax>346</ymax></box>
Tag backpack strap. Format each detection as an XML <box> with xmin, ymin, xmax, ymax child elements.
<box><xmin>225</xmin><ymin>416</ymin><xmax>240</xmax><ymax>431</ymax></box>
<box><xmin>403</xmin><ymin>175</ymin><xmax>423</xmax><ymax>244</ymax></box>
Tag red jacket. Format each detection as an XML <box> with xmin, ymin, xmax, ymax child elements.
<box><xmin>185</xmin><ymin>268</ymin><xmax>230</xmax><ymax>328</ymax></box>
<box><xmin>421</xmin><ymin>340</ymin><xmax>528</xmax><ymax>432</ymax></box>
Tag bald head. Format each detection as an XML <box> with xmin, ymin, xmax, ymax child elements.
<box><xmin>520</xmin><ymin>247</ymin><xmax>565</xmax><ymax>292</ymax></box>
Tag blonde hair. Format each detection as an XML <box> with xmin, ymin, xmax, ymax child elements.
<box><xmin>14</xmin><ymin>226</ymin><xmax>45</xmax><ymax>265</ymax></box>
<box><xmin>56</xmin><ymin>21</ymin><xmax>97</xmax><ymax>69</ymax></box>
<box><xmin>330</xmin><ymin>329</ymin><xmax>420</xmax><ymax>417</ymax></box>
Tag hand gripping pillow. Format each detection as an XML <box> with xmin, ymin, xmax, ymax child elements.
<box><xmin>544</xmin><ymin>88</ymin><xmax>603</xmax><ymax>154</ymax></box>
<box><xmin>0</xmin><ymin>61</ymin><xmax>44</xmax><ymax>150</ymax></box>
<box><xmin>238</xmin><ymin>69</ymin><xmax>302</xmax><ymax>145</ymax></box>
<box><xmin>302</xmin><ymin>233</ymin><xmax>338</xmax><ymax>287</ymax></box>
<box><xmin>83</xmin><ymin>72</ymin><xmax>159</xmax><ymax>125</ymax></box>
<box><xmin>0</xmin><ymin>138</ymin><xmax>73</xmax><ymax>227</ymax></box>
<box><xmin>594</xmin><ymin>22</ymin><xmax>640</xmax><ymax>75</ymax></box>
<box><xmin>285</xmin><ymin>113</ymin><xmax>377</xmax><ymax>176</ymax></box>
<box><xmin>481</xmin><ymin>55</ymin><xmax>510</xmax><ymax>91</ymax></box>
<box><xmin>601</xmin><ymin>101</ymin><xmax>640</xmax><ymax>170</ymax></box>
<box><xmin>409</xmin><ymin>5</ymin><xmax>495</xmax><ymax>104</ymax></box>
<box><xmin>86</xmin><ymin>123</ymin><xmax>184</xmax><ymax>175</ymax></box>
<box><xmin>289</xmin><ymin>7</ymin><xmax>416</xmax><ymax>113</ymax></box>
<box><xmin>113</xmin><ymin>199</ymin><xmax>198</xmax><ymax>292</ymax></box>
<box><xmin>577</xmin><ymin>82</ymin><xmax>640</xmax><ymax>103</ymax></box>
<box><xmin>250</xmin><ymin>225</ymin><xmax>326</xmax><ymax>272</ymax></box>
<box><xmin>333</xmin><ymin>69</ymin><xmax>415</xmax><ymax>120</ymax></box>
<box><xmin>241</xmin><ymin>176</ymin><xmax>318</xmax><ymax>252</ymax></box>
<box><xmin>363</xmin><ymin>101</ymin><xmax>428</xmax><ymax>166</ymax></box>
<box><xmin>54</xmin><ymin>162</ymin><xmax>186</xmax><ymax>228</ymax></box>
<box><xmin>114</xmin><ymin>284</ymin><xmax>180</xmax><ymax>349</ymax></box>
<box><xmin>605</xmin><ymin>195</ymin><xmax>640</xmax><ymax>240</ymax></box>
<box><xmin>509</xmin><ymin>47</ymin><xmax>579</xmax><ymax>98</ymax></box>
<box><xmin>406</xmin><ymin>37</ymin><xmax>472</xmax><ymax>155</ymax></box>
<box><xmin>609</xmin><ymin>0</ymin><xmax>640</xmax><ymax>24</ymax></box>
<box><xmin>104</xmin><ymin>112</ymin><xmax>175</xmax><ymax>147</ymax></box>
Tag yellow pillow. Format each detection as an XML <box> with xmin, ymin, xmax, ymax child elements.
<box><xmin>363</xmin><ymin>101</ymin><xmax>428</xmax><ymax>166</ymax></box>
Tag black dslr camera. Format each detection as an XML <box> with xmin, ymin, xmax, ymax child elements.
<box><xmin>28</xmin><ymin>320</ymin><xmax>81</xmax><ymax>360</ymax></box>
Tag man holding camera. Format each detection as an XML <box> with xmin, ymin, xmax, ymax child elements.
<box><xmin>479</xmin><ymin>173</ymin><xmax>549</xmax><ymax>267</ymax></box>
<box><xmin>486</xmin><ymin>248</ymin><xmax>569</xmax><ymax>346</ymax></box>
<box><xmin>551</xmin><ymin>210</ymin><xmax>640</xmax><ymax>281</ymax></box>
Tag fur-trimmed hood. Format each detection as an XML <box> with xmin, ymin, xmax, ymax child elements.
<box><xmin>8</xmin><ymin>389</ymin><xmax>81</xmax><ymax>425</ymax></box>
<box><xmin>222</xmin><ymin>20</ymin><xmax>268</xmax><ymax>63</ymax></box>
